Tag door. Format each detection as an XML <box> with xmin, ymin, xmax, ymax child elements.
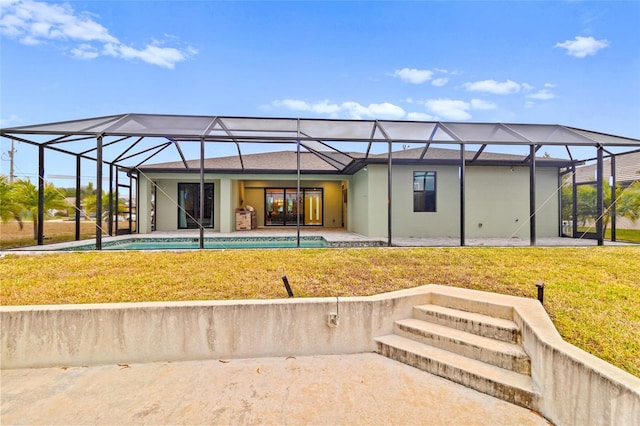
<box><xmin>304</xmin><ymin>189</ymin><xmax>323</xmax><ymax>225</ymax></box>
<box><xmin>178</xmin><ymin>183</ymin><xmax>214</xmax><ymax>229</ymax></box>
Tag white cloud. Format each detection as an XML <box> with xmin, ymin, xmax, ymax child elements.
<box><xmin>407</xmin><ymin>112</ymin><xmax>437</xmax><ymax>121</ymax></box>
<box><xmin>463</xmin><ymin>79</ymin><xmax>522</xmax><ymax>95</ymax></box>
<box><xmin>527</xmin><ymin>89</ymin><xmax>555</xmax><ymax>100</ymax></box>
<box><xmin>555</xmin><ymin>36</ymin><xmax>609</xmax><ymax>58</ymax></box>
<box><xmin>470</xmin><ymin>99</ymin><xmax>497</xmax><ymax>110</ymax></box>
<box><xmin>0</xmin><ymin>0</ymin><xmax>196</xmax><ymax>68</ymax></box>
<box><xmin>393</xmin><ymin>68</ymin><xmax>433</xmax><ymax>84</ymax></box>
<box><xmin>425</xmin><ymin>99</ymin><xmax>471</xmax><ymax>121</ymax></box>
<box><xmin>432</xmin><ymin>77</ymin><xmax>449</xmax><ymax>87</ymax></box>
<box><xmin>272</xmin><ymin>99</ymin><xmax>313</xmax><ymax>111</ymax></box>
<box><xmin>113</xmin><ymin>42</ymin><xmax>194</xmax><ymax>69</ymax></box>
<box><xmin>272</xmin><ymin>99</ymin><xmax>406</xmax><ymax>120</ymax></box>
<box><xmin>70</xmin><ymin>43</ymin><xmax>99</xmax><ymax>59</ymax></box>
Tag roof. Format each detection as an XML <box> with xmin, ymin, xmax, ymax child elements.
<box><xmin>2</xmin><ymin>113</ymin><xmax>639</xmax><ymax>173</ymax></box>
<box><xmin>573</xmin><ymin>150</ymin><xmax>640</xmax><ymax>184</ymax></box>
<box><xmin>140</xmin><ymin>146</ymin><xmax>568</xmax><ymax>174</ymax></box>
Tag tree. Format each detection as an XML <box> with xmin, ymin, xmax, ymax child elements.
<box><xmin>82</xmin><ymin>191</ymin><xmax>126</xmax><ymax>222</ymax></box>
<box><xmin>567</xmin><ymin>180</ymin><xmax>640</xmax><ymax>234</ymax></box>
<box><xmin>11</xmin><ymin>179</ymin><xmax>68</xmax><ymax>240</ymax></box>
<box><xmin>0</xmin><ymin>175</ymin><xmax>23</xmax><ymax>229</ymax></box>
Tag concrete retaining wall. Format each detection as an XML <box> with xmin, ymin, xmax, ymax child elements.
<box><xmin>0</xmin><ymin>287</ymin><xmax>430</xmax><ymax>369</ymax></box>
<box><xmin>2</xmin><ymin>285</ymin><xmax>639</xmax><ymax>425</ymax></box>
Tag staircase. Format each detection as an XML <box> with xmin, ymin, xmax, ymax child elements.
<box><xmin>375</xmin><ymin>299</ymin><xmax>539</xmax><ymax>410</ymax></box>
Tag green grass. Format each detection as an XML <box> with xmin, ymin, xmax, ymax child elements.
<box><xmin>1</xmin><ymin>247</ymin><xmax>639</xmax><ymax>377</ymax></box>
<box><xmin>576</xmin><ymin>227</ymin><xmax>640</xmax><ymax>244</ymax></box>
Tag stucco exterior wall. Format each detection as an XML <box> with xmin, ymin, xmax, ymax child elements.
<box><xmin>465</xmin><ymin>166</ymin><xmax>558</xmax><ymax>238</ymax></box>
<box><xmin>141</xmin><ymin>173</ymin><xmax>344</xmax><ymax>231</ymax></box>
<box><xmin>349</xmin><ymin>168</ymin><xmax>369</xmax><ymax>235</ymax></box>
<box><xmin>150</xmin><ymin>174</ymin><xmax>222</xmax><ymax>232</ymax></box>
<box><xmin>352</xmin><ymin>164</ymin><xmax>559</xmax><ymax>239</ymax></box>
<box><xmin>139</xmin><ymin>165</ymin><xmax>559</xmax><ymax>238</ymax></box>
<box><xmin>391</xmin><ymin>165</ymin><xmax>461</xmax><ymax>238</ymax></box>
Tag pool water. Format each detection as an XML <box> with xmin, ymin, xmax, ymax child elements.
<box><xmin>63</xmin><ymin>236</ymin><xmax>329</xmax><ymax>251</ymax></box>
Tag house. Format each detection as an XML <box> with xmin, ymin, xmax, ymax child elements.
<box><xmin>569</xmin><ymin>150</ymin><xmax>640</xmax><ymax>233</ymax></box>
<box><xmin>138</xmin><ymin>146</ymin><xmax>568</xmax><ymax>240</ymax></box>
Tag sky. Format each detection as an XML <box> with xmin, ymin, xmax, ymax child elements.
<box><xmin>0</xmin><ymin>0</ymin><xmax>639</xmax><ymax>185</ymax></box>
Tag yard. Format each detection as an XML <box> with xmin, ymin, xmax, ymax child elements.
<box><xmin>1</xmin><ymin>246</ymin><xmax>639</xmax><ymax>377</ymax></box>
<box><xmin>0</xmin><ymin>220</ymin><xmax>108</xmax><ymax>250</ymax></box>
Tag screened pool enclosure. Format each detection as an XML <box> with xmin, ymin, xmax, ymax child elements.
<box><xmin>2</xmin><ymin>114</ymin><xmax>639</xmax><ymax>249</ymax></box>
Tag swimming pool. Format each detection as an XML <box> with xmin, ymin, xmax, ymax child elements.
<box><xmin>62</xmin><ymin>236</ymin><xmax>330</xmax><ymax>251</ymax></box>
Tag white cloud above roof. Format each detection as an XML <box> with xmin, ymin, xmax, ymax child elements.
<box><xmin>406</xmin><ymin>112</ymin><xmax>437</xmax><ymax>121</ymax></box>
<box><xmin>0</xmin><ymin>0</ymin><xmax>196</xmax><ymax>68</ymax></box>
<box><xmin>555</xmin><ymin>36</ymin><xmax>610</xmax><ymax>58</ymax></box>
<box><xmin>272</xmin><ymin>99</ymin><xmax>406</xmax><ymax>120</ymax></box>
<box><xmin>424</xmin><ymin>99</ymin><xmax>471</xmax><ymax>120</ymax></box>
<box><xmin>470</xmin><ymin>99</ymin><xmax>497</xmax><ymax>110</ymax></box>
<box><xmin>463</xmin><ymin>79</ymin><xmax>523</xmax><ymax>95</ymax></box>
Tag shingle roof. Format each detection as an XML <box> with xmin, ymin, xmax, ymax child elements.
<box><xmin>140</xmin><ymin>146</ymin><xmax>566</xmax><ymax>173</ymax></box>
<box><xmin>573</xmin><ymin>151</ymin><xmax>640</xmax><ymax>184</ymax></box>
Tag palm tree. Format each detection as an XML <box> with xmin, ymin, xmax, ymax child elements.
<box><xmin>82</xmin><ymin>191</ymin><xmax>127</xmax><ymax>222</ymax></box>
<box><xmin>572</xmin><ymin>181</ymin><xmax>640</xmax><ymax>234</ymax></box>
<box><xmin>0</xmin><ymin>175</ymin><xmax>23</xmax><ymax>229</ymax></box>
<box><xmin>11</xmin><ymin>179</ymin><xmax>68</xmax><ymax>240</ymax></box>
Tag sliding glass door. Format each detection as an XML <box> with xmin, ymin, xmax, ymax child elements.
<box><xmin>178</xmin><ymin>183</ymin><xmax>214</xmax><ymax>229</ymax></box>
<box><xmin>265</xmin><ymin>188</ymin><xmax>323</xmax><ymax>226</ymax></box>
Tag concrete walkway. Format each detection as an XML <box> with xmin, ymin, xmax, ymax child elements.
<box><xmin>1</xmin><ymin>353</ymin><xmax>549</xmax><ymax>425</ymax></box>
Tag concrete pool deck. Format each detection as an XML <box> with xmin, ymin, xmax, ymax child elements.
<box><xmin>1</xmin><ymin>353</ymin><xmax>549</xmax><ymax>425</ymax></box>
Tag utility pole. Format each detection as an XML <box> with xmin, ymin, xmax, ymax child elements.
<box><xmin>2</xmin><ymin>140</ymin><xmax>17</xmax><ymax>183</ymax></box>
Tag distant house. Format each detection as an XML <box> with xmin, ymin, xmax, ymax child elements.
<box><xmin>138</xmin><ymin>146</ymin><xmax>568</xmax><ymax>239</ymax></box>
<box><xmin>571</xmin><ymin>151</ymin><xmax>640</xmax><ymax>232</ymax></box>
<box><xmin>573</xmin><ymin>151</ymin><xmax>640</xmax><ymax>187</ymax></box>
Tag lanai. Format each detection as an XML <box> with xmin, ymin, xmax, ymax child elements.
<box><xmin>2</xmin><ymin>114</ymin><xmax>639</xmax><ymax>248</ymax></box>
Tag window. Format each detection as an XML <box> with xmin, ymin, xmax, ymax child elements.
<box><xmin>413</xmin><ymin>171</ymin><xmax>436</xmax><ymax>212</ymax></box>
<box><xmin>178</xmin><ymin>183</ymin><xmax>214</xmax><ymax>229</ymax></box>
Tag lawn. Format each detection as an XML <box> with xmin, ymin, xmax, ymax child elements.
<box><xmin>1</xmin><ymin>220</ymin><xmax>110</xmax><ymax>250</ymax></box>
<box><xmin>1</xmin><ymin>246</ymin><xmax>639</xmax><ymax>377</ymax></box>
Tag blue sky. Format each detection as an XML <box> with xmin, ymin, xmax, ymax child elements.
<box><xmin>1</xmin><ymin>0</ymin><xmax>639</xmax><ymax>184</ymax></box>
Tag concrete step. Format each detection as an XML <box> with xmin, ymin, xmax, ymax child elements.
<box><xmin>413</xmin><ymin>304</ymin><xmax>521</xmax><ymax>344</ymax></box>
<box><xmin>429</xmin><ymin>293</ymin><xmax>515</xmax><ymax>321</ymax></box>
<box><xmin>375</xmin><ymin>334</ymin><xmax>538</xmax><ymax>410</ymax></box>
<box><xmin>395</xmin><ymin>318</ymin><xmax>531</xmax><ymax>374</ymax></box>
